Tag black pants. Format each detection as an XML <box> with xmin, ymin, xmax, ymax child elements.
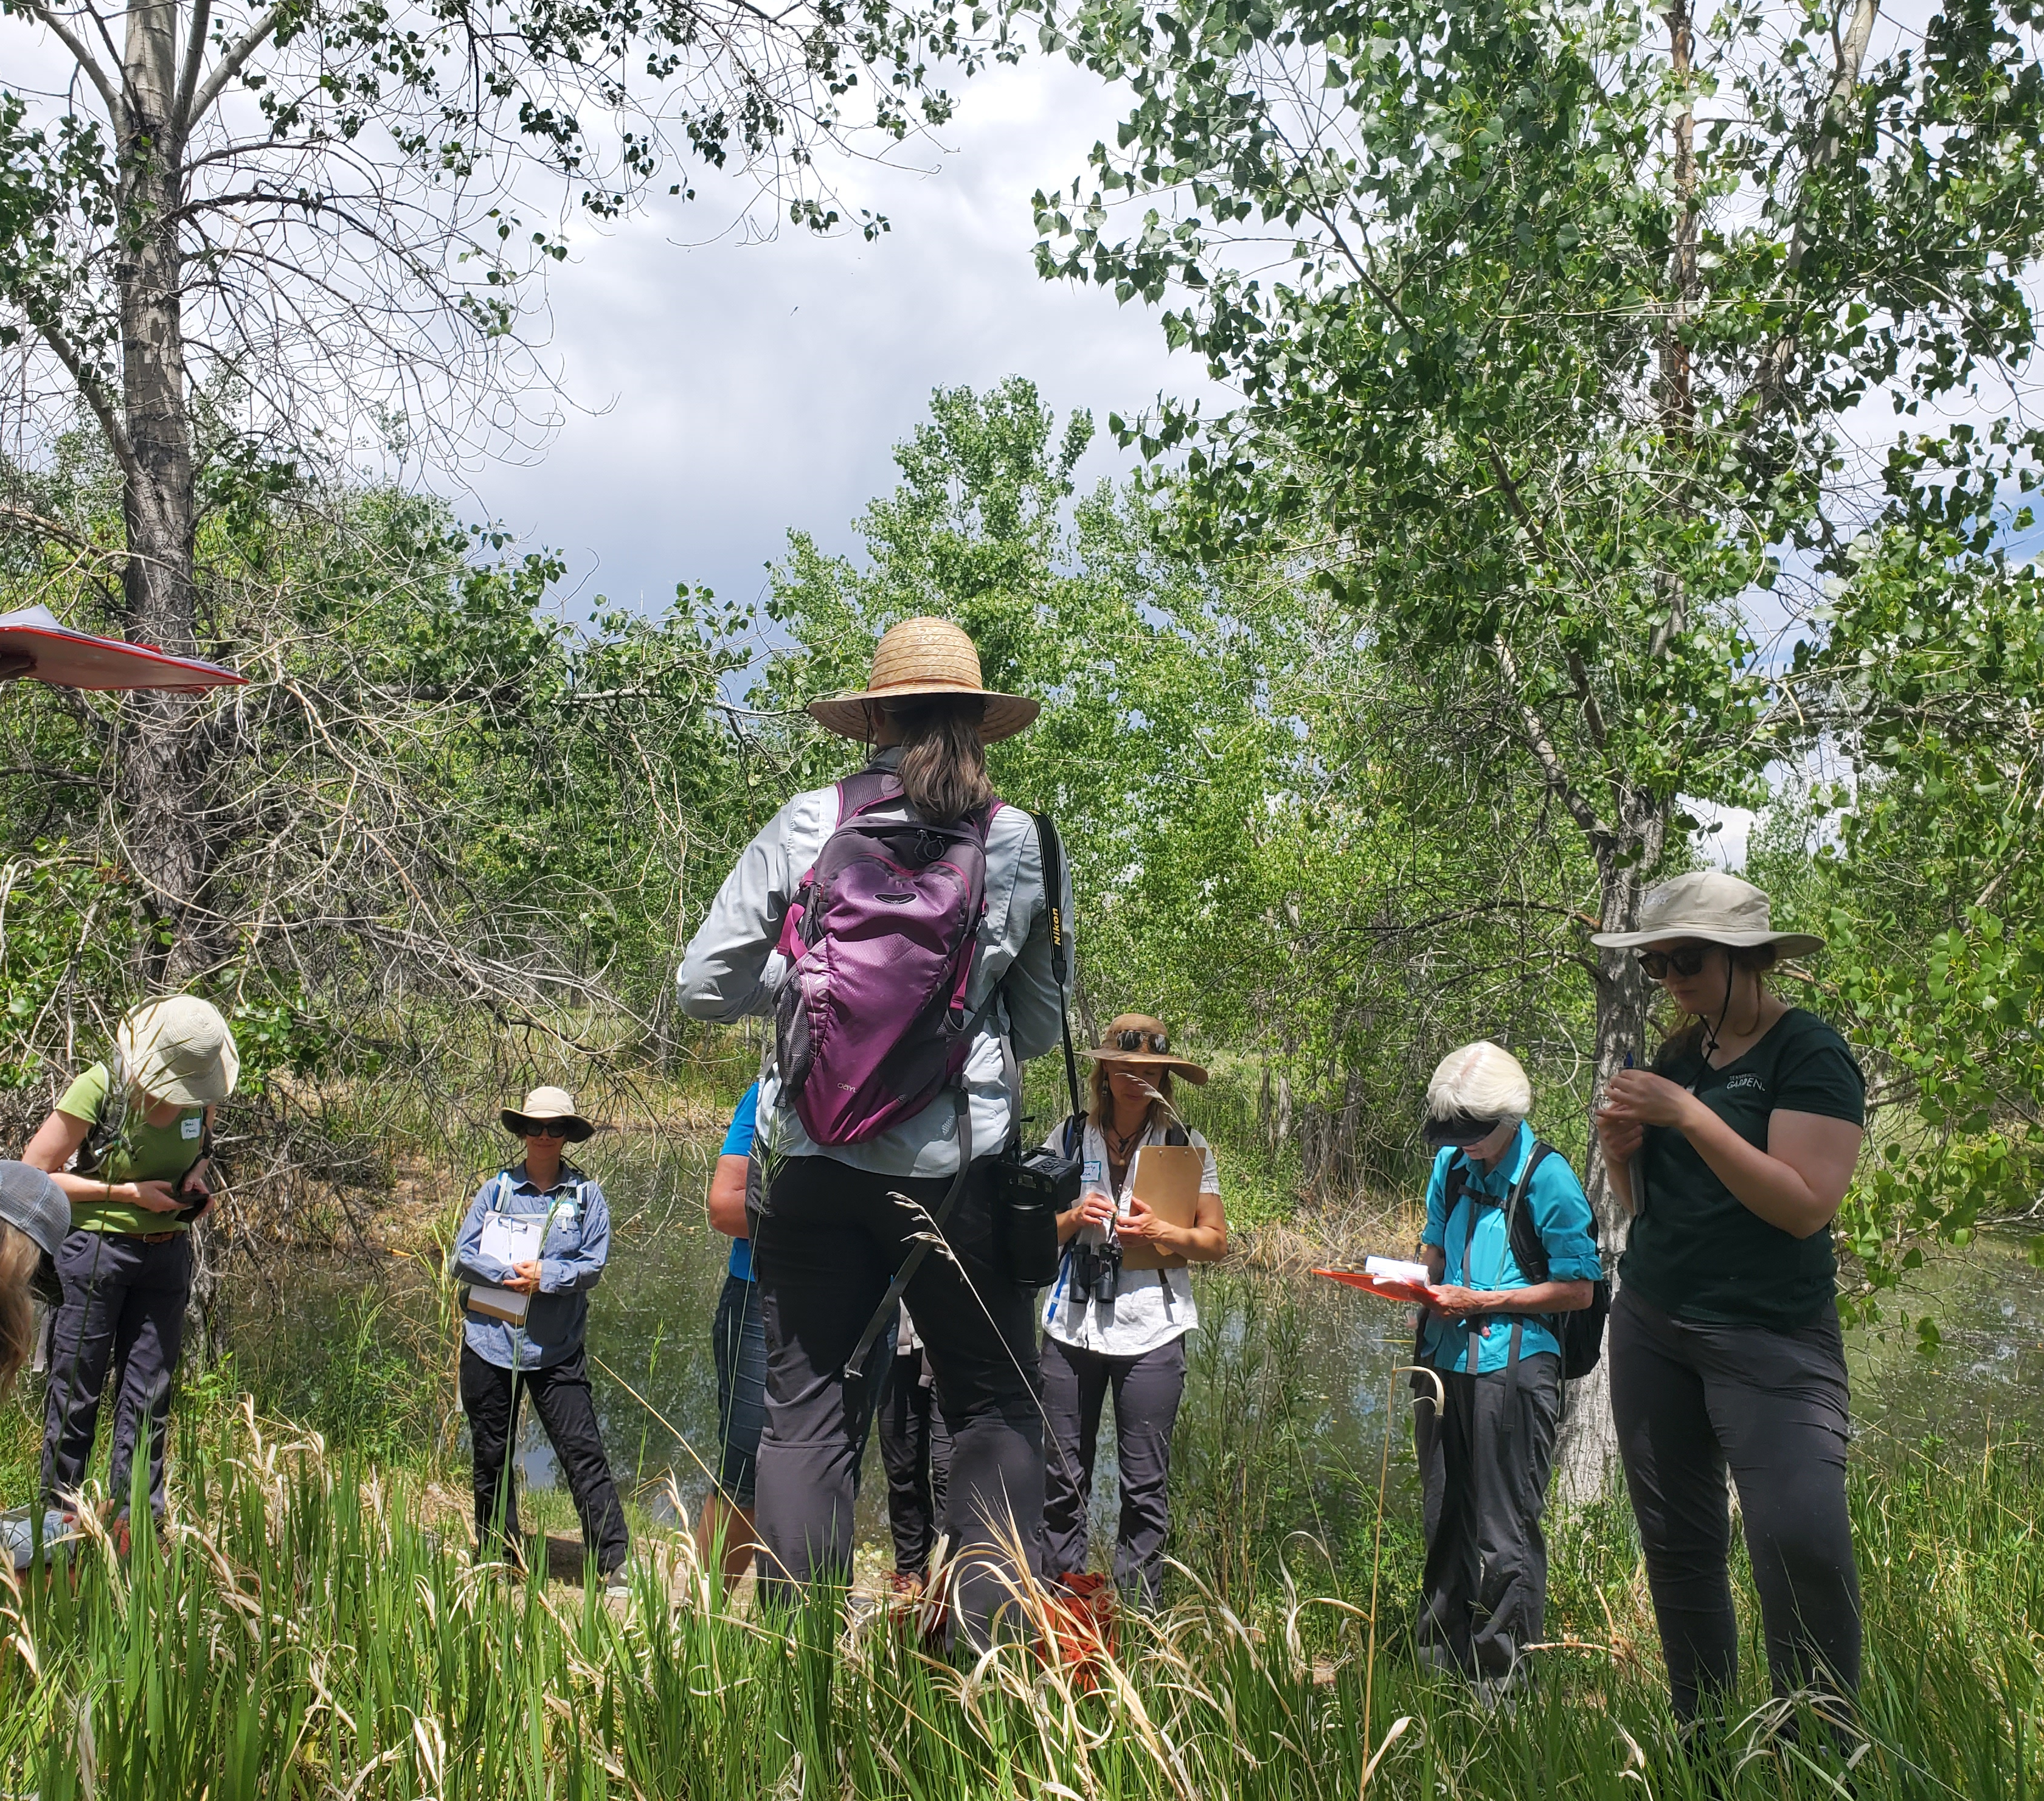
<box><xmin>460</xmin><ymin>1344</ymin><xmax>630</xmax><ymax>1575</ymax></box>
<box><xmin>1040</xmin><ymin>1332</ymin><xmax>1187</xmax><ymax>1609</ymax></box>
<box><xmin>1413</xmin><ymin>1350</ymin><xmax>1561</xmax><ymax>1681</ymax></box>
<box><xmin>878</xmin><ymin>1349</ymin><xmax>954</xmax><ymax>1577</ymax></box>
<box><xmin>1610</xmin><ymin>1286</ymin><xmax>1860</xmax><ymax>1721</ymax></box>
<box><xmin>41</xmin><ymin>1229</ymin><xmax>190</xmax><ymax>1518</ymax></box>
<box><xmin>749</xmin><ymin>1153</ymin><xmax>1042</xmax><ymax>1644</ymax></box>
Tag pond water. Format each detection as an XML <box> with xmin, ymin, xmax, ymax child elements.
<box><xmin>221</xmin><ymin>1136</ymin><xmax>2044</xmax><ymax>1556</ymax></box>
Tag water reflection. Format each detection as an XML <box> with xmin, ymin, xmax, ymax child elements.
<box><xmin>219</xmin><ymin>1137</ymin><xmax>2044</xmax><ymax>1556</ymax></box>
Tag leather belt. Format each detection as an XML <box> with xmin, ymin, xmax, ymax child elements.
<box><xmin>135</xmin><ymin>1231</ymin><xmax>181</xmax><ymax>1245</ymax></box>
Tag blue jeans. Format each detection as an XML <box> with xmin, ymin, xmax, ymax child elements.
<box><xmin>712</xmin><ymin>1273</ymin><xmax>768</xmax><ymax>1507</ymax></box>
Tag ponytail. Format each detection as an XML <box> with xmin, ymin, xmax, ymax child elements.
<box><xmin>889</xmin><ymin>696</ymin><xmax>994</xmax><ymax>822</ymax></box>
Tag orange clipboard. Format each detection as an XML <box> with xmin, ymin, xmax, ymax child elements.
<box><xmin>1121</xmin><ymin>1143</ymin><xmax>1205</xmax><ymax>1271</ymax></box>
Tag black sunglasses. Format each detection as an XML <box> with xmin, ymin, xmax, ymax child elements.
<box><xmin>521</xmin><ymin>1121</ymin><xmax>572</xmax><ymax>1139</ymax></box>
<box><xmin>1112</xmin><ymin>1028</ymin><xmax>1170</xmax><ymax>1054</ymax></box>
<box><xmin>1635</xmin><ymin>945</ymin><xmax>1714</xmax><ymax>980</ymax></box>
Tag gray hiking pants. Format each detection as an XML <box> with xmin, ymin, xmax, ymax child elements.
<box><xmin>1610</xmin><ymin>1286</ymin><xmax>1860</xmax><ymax>1721</ymax></box>
<box><xmin>1413</xmin><ymin>1349</ymin><xmax>1561</xmax><ymax>1682</ymax></box>
<box><xmin>1040</xmin><ymin>1331</ymin><xmax>1187</xmax><ymax>1609</ymax></box>
<box><xmin>748</xmin><ymin>1154</ymin><xmax>1042</xmax><ymax>1645</ymax></box>
<box><xmin>41</xmin><ymin>1229</ymin><xmax>190</xmax><ymax>1518</ymax></box>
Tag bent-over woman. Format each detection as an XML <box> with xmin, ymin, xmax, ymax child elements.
<box><xmin>24</xmin><ymin>996</ymin><xmax>237</xmax><ymax>1524</ymax></box>
<box><xmin>1412</xmin><ymin>1043</ymin><xmax>1598</xmax><ymax>1685</ymax></box>
<box><xmin>1595</xmin><ymin>872</ymin><xmax>1865</xmax><ymax>1727</ymax></box>
<box><xmin>1040</xmin><ymin>1015</ymin><xmax>1227</xmax><ymax>1610</ymax></box>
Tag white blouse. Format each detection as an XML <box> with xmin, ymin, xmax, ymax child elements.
<box><xmin>1040</xmin><ymin>1117</ymin><xmax>1221</xmax><ymax>1357</ymax></box>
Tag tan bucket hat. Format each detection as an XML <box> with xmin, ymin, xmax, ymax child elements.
<box><xmin>1078</xmin><ymin>1013</ymin><xmax>1210</xmax><ymax>1086</ymax></box>
<box><xmin>1588</xmin><ymin>871</ymin><xmax>1824</xmax><ymax>957</ymax></box>
<box><xmin>116</xmin><ymin>996</ymin><xmax>240</xmax><ymax>1106</ymax></box>
<box><xmin>806</xmin><ymin>617</ymin><xmax>1041</xmax><ymax>744</ymax></box>
<box><xmin>501</xmin><ymin>1086</ymin><xmax>595</xmax><ymax>1142</ymax></box>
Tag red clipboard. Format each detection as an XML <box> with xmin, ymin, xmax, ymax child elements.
<box><xmin>1314</xmin><ymin>1267</ymin><xmax>1436</xmax><ymax>1307</ymax></box>
<box><xmin>0</xmin><ymin>605</ymin><xmax>246</xmax><ymax>693</ymax></box>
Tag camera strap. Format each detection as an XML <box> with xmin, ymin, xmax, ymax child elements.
<box><xmin>1033</xmin><ymin>811</ymin><xmax>1084</xmax><ymax>1123</ymax></box>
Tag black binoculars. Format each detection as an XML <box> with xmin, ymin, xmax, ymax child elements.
<box><xmin>1069</xmin><ymin>1237</ymin><xmax>1123</xmax><ymax>1303</ymax></box>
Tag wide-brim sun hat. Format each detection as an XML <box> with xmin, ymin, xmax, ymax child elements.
<box><xmin>806</xmin><ymin>616</ymin><xmax>1041</xmax><ymax>745</ymax></box>
<box><xmin>1077</xmin><ymin>1013</ymin><xmax>1210</xmax><ymax>1086</ymax></box>
<box><xmin>1588</xmin><ymin>870</ymin><xmax>1825</xmax><ymax>957</ymax></box>
<box><xmin>502</xmin><ymin>1086</ymin><xmax>595</xmax><ymax>1142</ymax></box>
<box><xmin>116</xmin><ymin>996</ymin><xmax>240</xmax><ymax>1106</ymax></box>
<box><xmin>0</xmin><ymin>1162</ymin><xmax>68</xmax><ymax>1261</ymax></box>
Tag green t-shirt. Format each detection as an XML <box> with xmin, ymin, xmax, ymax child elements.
<box><xmin>1620</xmin><ymin>1008</ymin><xmax>1865</xmax><ymax>1331</ymax></box>
<box><xmin>57</xmin><ymin>1063</ymin><xmax>207</xmax><ymax>1235</ymax></box>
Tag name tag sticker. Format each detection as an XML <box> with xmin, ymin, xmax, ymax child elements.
<box><xmin>1083</xmin><ymin>1160</ymin><xmax>1103</xmax><ymax>1184</ymax></box>
<box><xmin>180</xmin><ymin>1117</ymin><xmax>202</xmax><ymax>1140</ymax></box>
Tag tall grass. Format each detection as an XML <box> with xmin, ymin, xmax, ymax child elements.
<box><xmin>2</xmin><ymin>1388</ymin><xmax>2039</xmax><ymax>1797</ymax></box>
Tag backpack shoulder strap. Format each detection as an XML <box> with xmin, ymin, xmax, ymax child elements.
<box><xmin>835</xmin><ymin>767</ymin><xmax>901</xmax><ymax>822</ymax></box>
<box><xmin>1165</xmin><ymin>1123</ymin><xmax>1190</xmax><ymax>1148</ymax></box>
<box><xmin>1504</xmin><ymin>1142</ymin><xmax>1554</xmax><ymax>1285</ymax></box>
<box><xmin>74</xmin><ymin>1053</ymin><xmax>130</xmax><ymax>1178</ymax></box>
<box><xmin>1061</xmin><ymin>1112</ymin><xmax>1087</xmax><ymax>1158</ymax></box>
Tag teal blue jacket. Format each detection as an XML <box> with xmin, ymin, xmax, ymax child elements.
<box><xmin>1419</xmin><ymin>1123</ymin><xmax>1599</xmax><ymax>1375</ymax></box>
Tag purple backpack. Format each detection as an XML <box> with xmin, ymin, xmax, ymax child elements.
<box><xmin>773</xmin><ymin>769</ymin><xmax>1004</xmax><ymax>1146</ymax></box>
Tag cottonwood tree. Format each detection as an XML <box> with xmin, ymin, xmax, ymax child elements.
<box><xmin>1031</xmin><ymin>0</ymin><xmax>2044</xmax><ymax>1477</ymax></box>
<box><xmin>0</xmin><ymin>0</ymin><xmax>1005</xmax><ymax>977</ymax></box>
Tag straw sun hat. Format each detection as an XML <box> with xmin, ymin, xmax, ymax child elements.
<box><xmin>1078</xmin><ymin>1014</ymin><xmax>1210</xmax><ymax>1086</ymax></box>
<box><xmin>501</xmin><ymin>1086</ymin><xmax>595</xmax><ymax>1142</ymax></box>
<box><xmin>806</xmin><ymin>617</ymin><xmax>1041</xmax><ymax>744</ymax></box>
<box><xmin>116</xmin><ymin>996</ymin><xmax>240</xmax><ymax>1107</ymax></box>
<box><xmin>1588</xmin><ymin>871</ymin><xmax>1825</xmax><ymax>958</ymax></box>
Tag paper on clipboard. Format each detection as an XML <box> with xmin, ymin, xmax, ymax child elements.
<box><xmin>1122</xmin><ymin>1143</ymin><xmax>1205</xmax><ymax>1271</ymax></box>
<box><xmin>468</xmin><ymin>1212</ymin><xmax>544</xmax><ymax>1322</ymax></box>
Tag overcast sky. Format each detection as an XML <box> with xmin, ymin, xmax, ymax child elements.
<box><xmin>457</xmin><ymin>59</ymin><xmax>1220</xmax><ymax>624</ymax></box>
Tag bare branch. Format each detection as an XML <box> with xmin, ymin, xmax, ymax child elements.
<box><xmin>184</xmin><ymin>2</ymin><xmax>291</xmax><ymax>128</ymax></box>
<box><xmin>19</xmin><ymin>0</ymin><xmax>125</xmax><ymax>123</ymax></box>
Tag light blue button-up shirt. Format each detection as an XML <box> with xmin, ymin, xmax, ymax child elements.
<box><xmin>1419</xmin><ymin>1123</ymin><xmax>1599</xmax><ymax>1375</ymax></box>
<box><xmin>452</xmin><ymin>1161</ymin><xmax>611</xmax><ymax>1370</ymax></box>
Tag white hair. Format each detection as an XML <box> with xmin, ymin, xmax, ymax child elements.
<box><xmin>1426</xmin><ymin>1041</ymin><xmax>1533</xmax><ymax>1125</ymax></box>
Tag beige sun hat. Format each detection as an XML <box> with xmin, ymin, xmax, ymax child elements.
<box><xmin>116</xmin><ymin>996</ymin><xmax>240</xmax><ymax>1106</ymax></box>
<box><xmin>806</xmin><ymin>617</ymin><xmax>1041</xmax><ymax>744</ymax></box>
<box><xmin>1588</xmin><ymin>871</ymin><xmax>1825</xmax><ymax>957</ymax></box>
<box><xmin>501</xmin><ymin>1086</ymin><xmax>595</xmax><ymax>1143</ymax></box>
<box><xmin>1077</xmin><ymin>1013</ymin><xmax>1210</xmax><ymax>1086</ymax></box>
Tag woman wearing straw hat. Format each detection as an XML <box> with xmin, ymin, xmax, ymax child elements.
<box><xmin>21</xmin><ymin>996</ymin><xmax>237</xmax><ymax>1524</ymax></box>
<box><xmin>451</xmin><ymin>1086</ymin><xmax>628</xmax><ymax>1578</ymax></box>
<box><xmin>1593</xmin><ymin>872</ymin><xmax>1866</xmax><ymax>1730</ymax></box>
<box><xmin>1038</xmin><ymin>1015</ymin><xmax>1227</xmax><ymax>1611</ymax></box>
<box><xmin>677</xmin><ymin>616</ymin><xmax>1072</xmax><ymax>1645</ymax></box>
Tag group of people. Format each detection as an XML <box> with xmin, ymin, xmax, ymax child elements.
<box><xmin>0</xmin><ymin>613</ymin><xmax>1869</xmax><ymax>1740</ymax></box>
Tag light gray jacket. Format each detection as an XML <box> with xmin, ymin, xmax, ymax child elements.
<box><xmin>676</xmin><ymin>748</ymin><xmax>1075</xmax><ymax>1178</ymax></box>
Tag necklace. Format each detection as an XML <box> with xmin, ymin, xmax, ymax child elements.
<box><xmin>1105</xmin><ymin>1115</ymin><xmax>1147</xmax><ymax>1162</ymax></box>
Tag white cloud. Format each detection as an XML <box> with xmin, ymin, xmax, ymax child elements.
<box><xmin>457</xmin><ymin>60</ymin><xmax>1223</xmax><ymax>619</ymax></box>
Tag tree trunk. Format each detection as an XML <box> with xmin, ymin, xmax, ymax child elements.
<box><xmin>116</xmin><ymin>0</ymin><xmax>212</xmax><ymax>985</ymax></box>
<box><xmin>1554</xmin><ymin>795</ymin><xmax>1667</xmax><ymax>1502</ymax></box>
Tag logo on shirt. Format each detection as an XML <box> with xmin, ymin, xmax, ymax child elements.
<box><xmin>1722</xmin><ymin>1074</ymin><xmax>1768</xmax><ymax>1095</ymax></box>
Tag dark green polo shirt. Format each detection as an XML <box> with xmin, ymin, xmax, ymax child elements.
<box><xmin>1620</xmin><ymin>1008</ymin><xmax>1865</xmax><ymax>1331</ymax></box>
